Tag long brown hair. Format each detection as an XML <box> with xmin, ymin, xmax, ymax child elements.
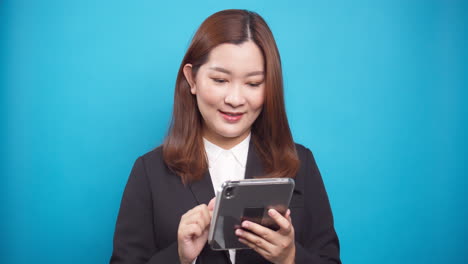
<box><xmin>163</xmin><ymin>9</ymin><xmax>299</xmax><ymax>184</ymax></box>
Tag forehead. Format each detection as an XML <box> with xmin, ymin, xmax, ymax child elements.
<box><xmin>204</xmin><ymin>41</ymin><xmax>264</xmax><ymax>73</ymax></box>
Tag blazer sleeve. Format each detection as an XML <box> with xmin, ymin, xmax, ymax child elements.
<box><xmin>110</xmin><ymin>156</ymin><xmax>181</xmax><ymax>264</ymax></box>
<box><xmin>294</xmin><ymin>148</ymin><xmax>341</xmax><ymax>264</ymax></box>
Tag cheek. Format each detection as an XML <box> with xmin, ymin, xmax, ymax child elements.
<box><xmin>250</xmin><ymin>89</ymin><xmax>265</xmax><ymax>111</ymax></box>
<box><xmin>196</xmin><ymin>81</ymin><xmax>222</xmax><ymax>106</ymax></box>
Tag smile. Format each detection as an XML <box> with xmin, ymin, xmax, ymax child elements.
<box><xmin>219</xmin><ymin>110</ymin><xmax>244</xmax><ymax>122</ymax></box>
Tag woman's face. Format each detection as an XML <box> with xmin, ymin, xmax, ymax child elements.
<box><xmin>184</xmin><ymin>41</ymin><xmax>265</xmax><ymax>148</ymax></box>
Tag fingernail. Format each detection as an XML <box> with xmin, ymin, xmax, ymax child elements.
<box><xmin>268</xmin><ymin>209</ymin><xmax>275</xmax><ymax>216</ymax></box>
<box><xmin>236</xmin><ymin>229</ymin><xmax>243</xmax><ymax>236</ymax></box>
<box><xmin>242</xmin><ymin>221</ymin><xmax>249</xmax><ymax>228</ymax></box>
<box><xmin>287</xmin><ymin>209</ymin><xmax>291</xmax><ymax>216</ymax></box>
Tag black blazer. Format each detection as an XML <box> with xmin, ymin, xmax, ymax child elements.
<box><xmin>110</xmin><ymin>142</ymin><xmax>341</xmax><ymax>264</ymax></box>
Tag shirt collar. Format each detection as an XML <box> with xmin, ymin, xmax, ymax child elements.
<box><xmin>203</xmin><ymin>133</ymin><xmax>251</xmax><ymax>168</ymax></box>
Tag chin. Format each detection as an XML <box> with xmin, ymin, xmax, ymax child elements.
<box><xmin>216</xmin><ymin>128</ymin><xmax>247</xmax><ymax>139</ymax></box>
<box><xmin>217</xmin><ymin>131</ymin><xmax>243</xmax><ymax>139</ymax></box>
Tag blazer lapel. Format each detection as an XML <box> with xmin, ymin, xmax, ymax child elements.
<box><xmin>244</xmin><ymin>142</ymin><xmax>266</xmax><ymax>179</ymax></box>
<box><xmin>245</xmin><ymin>142</ymin><xmax>304</xmax><ymax>196</ymax></box>
<box><xmin>188</xmin><ymin>170</ymin><xmax>215</xmax><ymax>205</ymax></box>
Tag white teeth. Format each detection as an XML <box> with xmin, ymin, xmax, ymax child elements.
<box><xmin>221</xmin><ymin>111</ymin><xmax>242</xmax><ymax>117</ymax></box>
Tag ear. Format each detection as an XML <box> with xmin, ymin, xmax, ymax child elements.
<box><xmin>183</xmin><ymin>64</ymin><xmax>196</xmax><ymax>94</ymax></box>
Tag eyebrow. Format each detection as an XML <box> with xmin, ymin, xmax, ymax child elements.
<box><xmin>209</xmin><ymin>66</ymin><xmax>264</xmax><ymax>77</ymax></box>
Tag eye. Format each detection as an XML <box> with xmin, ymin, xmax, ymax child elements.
<box><xmin>247</xmin><ymin>82</ymin><xmax>262</xmax><ymax>87</ymax></box>
<box><xmin>212</xmin><ymin>78</ymin><xmax>227</xmax><ymax>84</ymax></box>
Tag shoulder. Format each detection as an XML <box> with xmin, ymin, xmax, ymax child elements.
<box><xmin>139</xmin><ymin>145</ymin><xmax>164</xmax><ymax>164</ymax></box>
<box><xmin>294</xmin><ymin>142</ymin><xmax>313</xmax><ymax>161</ymax></box>
<box><xmin>294</xmin><ymin>142</ymin><xmax>320</xmax><ymax>175</ymax></box>
<box><xmin>131</xmin><ymin>145</ymin><xmax>171</xmax><ymax>178</ymax></box>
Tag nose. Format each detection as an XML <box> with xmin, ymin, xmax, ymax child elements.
<box><xmin>224</xmin><ymin>83</ymin><xmax>246</xmax><ymax>107</ymax></box>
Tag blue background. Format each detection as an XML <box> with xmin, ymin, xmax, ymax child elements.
<box><xmin>1</xmin><ymin>0</ymin><xmax>467</xmax><ymax>263</ymax></box>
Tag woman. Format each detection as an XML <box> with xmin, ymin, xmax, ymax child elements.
<box><xmin>110</xmin><ymin>9</ymin><xmax>341</xmax><ymax>264</ymax></box>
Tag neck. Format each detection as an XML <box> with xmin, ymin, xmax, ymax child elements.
<box><xmin>203</xmin><ymin>129</ymin><xmax>251</xmax><ymax>150</ymax></box>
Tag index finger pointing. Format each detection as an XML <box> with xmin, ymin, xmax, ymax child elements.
<box><xmin>208</xmin><ymin>197</ymin><xmax>216</xmax><ymax>211</ymax></box>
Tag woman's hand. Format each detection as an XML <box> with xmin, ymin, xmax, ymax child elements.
<box><xmin>236</xmin><ymin>209</ymin><xmax>296</xmax><ymax>264</ymax></box>
<box><xmin>177</xmin><ymin>198</ymin><xmax>216</xmax><ymax>264</ymax></box>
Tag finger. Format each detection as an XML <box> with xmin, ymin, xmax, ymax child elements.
<box><xmin>239</xmin><ymin>220</ymin><xmax>276</xmax><ymax>244</ymax></box>
<box><xmin>268</xmin><ymin>209</ymin><xmax>292</xmax><ymax>235</ymax></box>
<box><xmin>209</xmin><ymin>210</ymin><xmax>213</xmax><ymax>219</ymax></box>
<box><xmin>181</xmin><ymin>223</ymin><xmax>204</xmax><ymax>239</ymax></box>
<box><xmin>207</xmin><ymin>197</ymin><xmax>216</xmax><ymax>211</ymax></box>
<box><xmin>184</xmin><ymin>205</ymin><xmax>211</xmax><ymax>228</ymax></box>
<box><xmin>182</xmin><ymin>205</ymin><xmax>202</xmax><ymax>219</ymax></box>
<box><xmin>183</xmin><ymin>217</ymin><xmax>206</xmax><ymax>232</ymax></box>
<box><xmin>184</xmin><ymin>210</ymin><xmax>206</xmax><ymax>226</ymax></box>
<box><xmin>286</xmin><ymin>209</ymin><xmax>292</xmax><ymax>222</ymax></box>
<box><xmin>284</xmin><ymin>209</ymin><xmax>292</xmax><ymax>222</ymax></box>
<box><xmin>197</xmin><ymin>204</ymin><xmax>212</xmax><ymax>227</ymax></box>
<box><xmin>235</xmin><ymin>228</ymin><xmax>274</xmax><ymax>253</ymax></box>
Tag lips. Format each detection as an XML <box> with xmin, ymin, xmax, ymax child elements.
<box><xmin>219</xmin><ymin>110</ymin><xmax>244</xmax><ymax>122</ymax></box>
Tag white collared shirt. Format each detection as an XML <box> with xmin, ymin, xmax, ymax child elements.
<box><xmin>204</xmin><ymin>133</ymin><xmax>250</xmax><ymax>194</ymax></box>
<box><xmin>200</xmin><ymin>133</ymin><xmax>250</xmax><ymax>264</ymax></box>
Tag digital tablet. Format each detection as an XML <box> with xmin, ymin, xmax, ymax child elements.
<box><xmin>208</xmin><ymin>178</ymin><xmax>295</xmax><ymax>250</ymax></box>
